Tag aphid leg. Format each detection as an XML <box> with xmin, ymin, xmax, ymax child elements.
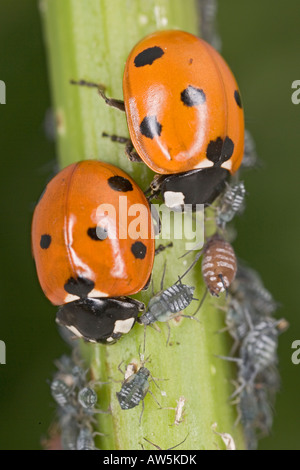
<box><xmin>143</xmin><ymin>437</ymin><xmax>161</xmax><ymax>450</ymax></box>
<box><xmin>148</xmin><ymin>390</ymin><xmax>162</xmax><ymax>409</ymax></box>
<box><xmin>166</xmin><ymin>322</ymin><xmax>171</xmax><ymax>346</ymax></box>
<box><xmin>142</xmin><ymin>324</ymin><xmax>147</xmax><ymax>356</ymax></box>
<box><xmin>143</xmin><ymin>434</ymin><xmax>189</xmax><ymax>450</ymax></box>
<box><xmin>179</xmin><ymin>250</ymin><xmax>203</xmax><ymax>280</ymax></box>
<box><xmin>179</xmin><ymin>313</ymin><xmax>200</xmax><ymax>323</ymax></box>
<box><xmin>190</xmin><ymin>289</ymin><xmax>208</xmax><ymax>317</ymax></box>
<box><xmin>69</xmin><ymin>79</ymin><xmax>125</xmax><ymax>111</ymax></box>
<box><xmin>117</xmin><ymin>360</ymin><xmax>125</xmax><ymax>376</ymax></box>
<box><xmin>92</xmin><ymin>407</ymin><xmax>111</xmax><ymax>415</ymax></box>
<box><xmin>161</xmin><ymin>261</ymin><xmax>167</xmax><ymax>290</ymax></box>
<box><xmin>215</xmin><ymin>354</ymin><xmax>240</xmax><ymax>363</ymax></box>
<box><xmin>139</xmin><ymin>400</ymin><xmax>145</xmax><ymax>425</ymax></box>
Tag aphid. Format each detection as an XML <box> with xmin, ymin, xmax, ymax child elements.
<box><xmin>181</xmin><ymin>234</ymin><xmax>237</xmax><ymax>298</ymax></box>
<box><xmin>238</xmin><ymin>318</ymin><xmax>281</xmax><ymax>385</ymax></box>
<box><xmin>212</xmin><ymin>423</ymin><xmax>236</xmax><ymax>450</ymax></box>
<box><xmin>78</xmin><ymin>387</ymin><xmax>98</xmax><ymax>410</ymax></box>
<box><xmin>219</xmin><ymin>318</ymin><xmax>285</xmax><ymax>397</ymax></box>
<box><xmin>237</xmin><ymin>386</ymin><xmax>259</xmax><ymax>450</ymax></box>
<box><xmin>76</xmin><ymin>427</ymin><xmax>97</xmax><ymax>451</ymax></box>
<box><xmin>226</xmin><ymin>298</ymin><xmax>249</xmax><ymax>341</ymax></box>
<box><xmin>138</xmin><ymin>279</ymin><xmax>196</xmax><ymax>326</ymax></box>
<box><xmin>241</xmin><ymin>129</ymin><xmax>260</xmax><ymax>170</ymax></box>
<box><xmin>116</xmin><ymin>358</ymin><xmax>162</xmax><ymax>423</ymax></box>
<box><xmin>230</xmin><ymin>263</ymin><xmax>277</xmax><ymax>316</ymax></box>
<box><xmin>60</xmin><ymin>415</ymin><xmax>79</xmax><ymax>451</ymax></box>
<box><xmin>50</xmin><ymin>378</ymin><xmax>74</xmax><ymax>409</ymax></box>
<box><xmin>116</xmin><ymin>366</ymin><xmax>151</xmax><ymax>411</ymax></box>
<box><xmin>165</xmin><ymin>395</ymin><xmax>186</xmax><ymax>426</ymax></box>
<box><xmin>216</xmin><ymin>181</ymin><xmax>246</xmax><ymax>228</ymax></box>
<box><xmin>202</xmin><ymin>234</ymin><xmax>237</xmax><ymax>296</ymax></box>
<box><xmin>199</xmin><ymin>0</ymin><xmax>221</xmax><ymax>50</ymax></box>
<box><xmin>138</xmin><ymin>265</ymin><xmax>197</xmax><ymax>346</ymax></box>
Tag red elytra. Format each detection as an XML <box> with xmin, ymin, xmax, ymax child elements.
<box><xmin>123</xmin><ymin>30</ymin><xmax>244</xmax><ymax>176</ymax></box>
<box><xmin>31</xmin><ymin>160</ymin><xmax>155</xmax><ymax>306</ymax></box>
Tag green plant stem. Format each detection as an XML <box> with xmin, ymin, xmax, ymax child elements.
<box><xmin>41</xmin><ymin>0</ymin><xmax>245</xmax><ymax>450</ymax></box>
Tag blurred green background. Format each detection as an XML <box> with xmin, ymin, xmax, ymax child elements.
<box><xmin>0</xmin><ymin>0</ymin><xmax>299</xmax><ymax>449</ymax></box>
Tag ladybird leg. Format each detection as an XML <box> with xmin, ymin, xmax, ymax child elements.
<box><xmin>155</xmin><ymin>242</ymin><xmax>173</xmax><ymax>256</ymax></box>
<box><xmin>141</xmin><ymin>273</ymin><xmax>152</xmax><ymax>291</ymax></box>
<box><xmin>102</xmin><ymin>132</ymin><xmax>129</xmax><ymax>144</ymax></box>
<box><xmin>97</xmin><ymin>86</ymin><xmax>125</xmax><ymax>111</ymax></box>
<box><xmin>70</xmin><ymin>79</ymin><xmax>125</xmax><ymax>111</ymax></box>
<box><xmin>102</xmin><ymin>132</ymin><xmax>142</xmax><ymax>162</ymax></box>
<box><xmin>125</xmin><ymin>140</ymin><xmax>142</xmax><ymax>162</ymax></box>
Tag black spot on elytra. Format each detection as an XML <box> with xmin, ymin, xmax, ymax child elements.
<box><xmin>87</xmin><ymin>227</ymin><xmax>108</xmax><ymax>241</ymax></box>
<box><xmin>131</xmin><ymin>241</ymin><xmax>147</xmax><ymax>260</ymax></box>
<box><xmin>206</xmin><ymin>137</ymin><xmax>234</xmax><ymax>165</ymax></box>
<box><xmin>64</xmin><ymin>276</ymin><xmax>95</xmax><ymax>297</ymax></box>
<box><xmin>140</xmin><ymin>116</ymin><xmax>162</xmax><ymax>139</ymax></box>
<box><xmin>108</xmin><ymin>175</ymin><xmax>133</xmax><ymax>192</ymax></box>
<box><xmin>134</xmin><ymin>46</ymin><xmax>164</xmax><ymax>67</ymax></box>
<box><xmin>234</xmin><ymin>90</ymin><xmax>242</xmax><ymax>108</ymax></box>
<box><xmin>40</xmin><ymin>234</ymin><xmax>51</xmax><ymax>249</ymax></box>
<box><xmin>181</xmin><ymin>86</ymin><xmax>206</xmax><ymax>107</ymax></box>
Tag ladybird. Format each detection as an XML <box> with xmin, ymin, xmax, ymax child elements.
<box><xmin>122</xmin><ymin>30</ymin><xmax>244</xmax><ymax>209</ymax></box>
<box><xmin>32</xmin><ymin>160</ymin><xmax>154</xmax><ymax>343</ymax></box>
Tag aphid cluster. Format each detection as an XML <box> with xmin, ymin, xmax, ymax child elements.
<box><xmin>49</xmin><ymin>354</ymin><xmax>104</xmax><ymax>450</ymax></box>
<box><xmin>219</xmin><ymin>263</ymin><xmax>288</xmax><ymax>449</ymax></box>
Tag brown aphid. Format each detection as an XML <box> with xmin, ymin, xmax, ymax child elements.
<box><xmin>202</xmin><ymin>234</ymin><xmax>237</xmax><ymax>296</ymax></box>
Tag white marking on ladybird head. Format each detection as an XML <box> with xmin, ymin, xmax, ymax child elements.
<box><xmin>164</xmin><ymin>191</ymin><xmax>185</xmax><ymax>209</ymax></box>
<box><xmin>221</xmin><ymin>160</ymin><xmax>233</xmax><ymax>172</ymax></box>
<box><xmin>113</xmin><ymin>318</ymin><xmax>135</xmax><ymax>335</ymax></box>
<box><xmin>194</xmin><ymin>159</ymin><xmax>214</xmax><ymax>170</ymax></box>
<box><xmin>88</xmin><ymin>288</ymin><xmax>108</xmax><ymax>298</ymax></box>
<box><xmin>64</xmin><ymin>293</ymin><xmax>80</xmax><ymax>303</ymax></box>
